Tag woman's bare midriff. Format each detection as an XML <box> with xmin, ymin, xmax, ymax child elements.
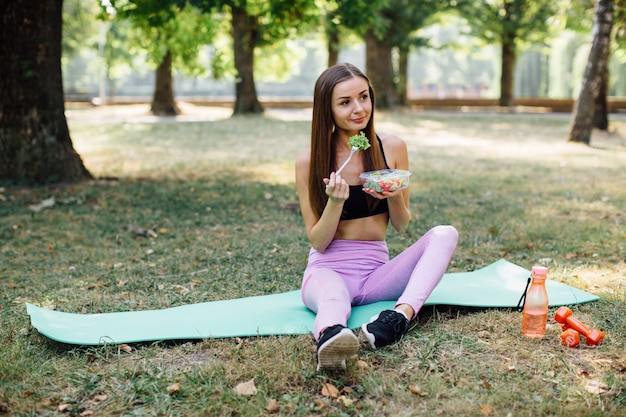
<box><xmin>333</xmin><ymin>212</ymin><xmax>389</xmax><ymax>241</ymax></box>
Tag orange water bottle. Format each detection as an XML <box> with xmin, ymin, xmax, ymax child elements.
<box><xmin>521</xmin><ymin>265</ymin><xmax>549</xmax><ymax>338</ymax></box>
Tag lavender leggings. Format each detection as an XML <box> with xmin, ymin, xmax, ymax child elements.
<box><xmin>301</xmin><ymin>225</ymin><xmax>458</xmax><ymax>340</ymax></box>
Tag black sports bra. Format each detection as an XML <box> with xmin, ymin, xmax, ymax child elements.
<box><xmin>340</xmin><ymin>135</ymin><xmax>390</xmax><ymax>221</ymax></box>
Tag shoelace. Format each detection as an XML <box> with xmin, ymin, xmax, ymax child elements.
<box><xmin>379</xmin><ymin>312</ymin><xmax>407</xmax><ymax>332</ymax></box>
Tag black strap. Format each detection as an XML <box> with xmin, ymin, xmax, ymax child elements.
<box><xmin>516</xmin><ymin>276</ymin><xmax>532</xmax><ymax>312</ymax></box>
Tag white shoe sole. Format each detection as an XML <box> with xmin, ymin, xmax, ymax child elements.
<box><xmin>317</xmin><ymin>328</ymin><xmax>359</xmax><ymax>371</ymax></box>
<box><xmin>361</xmin><ymin>322</ymin><xmax>378</xmax><ymax>350</ymax></box>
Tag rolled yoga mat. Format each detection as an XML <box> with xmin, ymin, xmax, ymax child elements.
<box><xmin>26</xmin><ymin>259</ymin><xmax>599</xmax><ymax>345</ymax></box>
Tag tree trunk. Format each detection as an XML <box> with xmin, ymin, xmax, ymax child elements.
<box><xmin>231</xmin><ymin>4</ymin><xmax>263</xmax><ymax>115</ymax></box>
<box><xmin>0</xmin><ymin>0</ymin><xmax>92</xmax><ymax>184</ymax></box>
<box><xmin>327</xmin><ymin>26</ymin><xmax>340</xmax><ymax>67</ymax></box>
<box><xmin>593</xmin><ymin>60</ymin><xmax>609</xmax><ymax>130</ymax></box>
<box><xmin>499</xmin><ymin>37</ymin><xmax>516</xmax><ymax>107</ymax></box>
<box><xmin>365</xmin><ymin>29</ymin><xmax>397</xmax><ymax>109</ymax></box>
<box><xmin>568</xmin><ymin>0</ymin><xmax>614</xmax><ymax>144</ymax></box>
<box><xmin>151</xmin><ymin>50</ymin><xmax>179</xmax><ymax>115</ymax></box>
<box><xmin>397</xmin><ymin>45</ymin><xmax>409</xmax><ymax>106</ymax></box>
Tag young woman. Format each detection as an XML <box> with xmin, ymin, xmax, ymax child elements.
<box><xmin>295</xmin><ymin>63</ymin><xmax>458</xmax><ymax>371</ymax></box>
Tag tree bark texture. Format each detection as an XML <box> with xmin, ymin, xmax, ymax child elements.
<box><xmin>365</xmin><ymin>30</ymin><xmax>398</xmax><ymax>109</ymax></box>
<box><xmin>0</xmin><ymin>0</ymin><xmax>92</xmax><ymax>184</ymax></box>
<box><xmin>327</xmin><ymin>27</ymin><xmax>340</xmax><ymax>67</ymax></box>
<box><xmin>568</xmin><ymin>0</ymin><xmax>614</xmax><ymax>144</ymax></box>
<box><xmin>499</xmin><ymin>38</ymin><xmax>516</xmax><ymax>107</ymax></box>
<box><xmin>151</xmin><ymin>50</ymin><xmax>180</xmax><ymax>115</ymax></box>
<box><xmin>593</xmin><ymin>61</ymin><xmax>609</xmax><ymax>130</ymax></box>
<box><xmin>231</xmin><ymin>4</ymin><xmax>263</xmax><ymax>115</ymax></box>
<box><xmin>396</xmin><ymin>46</ymin><xmax>409</xmax><ymax>106</ymax></box>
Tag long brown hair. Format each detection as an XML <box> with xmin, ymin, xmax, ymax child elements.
<box><xmin>309</xmin><ymin>63</ymin><xmax>387</xmax><ymax>218</ymax></box>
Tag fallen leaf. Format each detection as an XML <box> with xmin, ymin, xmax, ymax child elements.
<box><xmin>265</xmin><ymin>398</ymin><xmax>280</xmax><ymax>412</ymax></box>
<box><xmin>313</xmin><ymin>399</ymin><xmax>326</xmax><ymax>410</ymax></box>
<box><xmin>167</xmin><ymin>382</ymin><xmax>182</xmax><ymax>394</ymax></box>
<box><xmin>235</xmin><ymin>379</ymin><xmax>257</xmax><ymax>396</ymax></box>
<box><xmin>482</xmin><ymin>380</ymin><xmax>492</xmax><ymax>390</ymax></box>
<box><xmin>321</xmin><ymin>383</ymin><xmax>339</xmax><ymax>398</ymax></box>
<box><xmin>58</xmin><ymin>403</ymin><xmax>72</xmax><ymax>412</ymax></box>
<box><xmin>337</xmin><ymin>395</ymin><xmax>355</xmax><ymax>407</ymax></box>
<box><xmin>479</xmin><ymin>404</ymin><xmax>494</xmax><ymax>415</ymax></box>
<box><xmin>118</xmin><ymin>344</ymin><xmax>132</xmax><ymax>353</ymax></box>
<box><xmin>22</xmin><ymin>389</ymin><xmax>35</xmax><ymax>398</ymax></box>
<box><xmin>409</xmin><ymin>384</ymin><xmax>428</xmax><ymax>397</ymax></box>
<box><xmin>585</xmin><ymin>380</ymin><xmax>609</xmax><ymax>395</ymax></box>
<box><xmin>175</xmin><ymin>285</ymin><xmax>190</xmax><ymax>295</ymax></box>
<box><xmin>79</xmin><ymin>410</ymin><xmax>93</xmax><ymax>416</ymax></box>
<box><xmin>356</xmin><ymin>360</ymin><xmax>370</xmax><ymax>370</ymax></box>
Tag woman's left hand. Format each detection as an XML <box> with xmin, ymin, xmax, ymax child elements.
<box><xmin>362</xmin><ymin>187</ymin><xmax>401</xmax><ymax>199</ymax></box>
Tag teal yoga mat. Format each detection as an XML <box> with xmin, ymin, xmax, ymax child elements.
<box><xmin>26</xmin><ymin>259</ymin><xmax>598</xmax><ymax>345</ymax></box>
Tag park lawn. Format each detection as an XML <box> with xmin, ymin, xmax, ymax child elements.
<box><xmin>1</xmin><ymin>105</ymin><xmax>625</xmax><ymax>416</ymax></box>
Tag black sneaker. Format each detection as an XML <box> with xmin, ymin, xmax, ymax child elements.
<box><xmin>316</xmin><ymin>325</ymin><xmax>359</xmax><ymax>371</ymax></box>
<box><xmin>361</xmin><ymin>310</ymin><xmax>410</xmax><ymax>349</ymax></box>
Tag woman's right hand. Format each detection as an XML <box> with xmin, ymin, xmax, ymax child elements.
<box><xmin>324</xmin><ymin>172</ymin><xmax>349</xmax><ymax>202</ymax></box>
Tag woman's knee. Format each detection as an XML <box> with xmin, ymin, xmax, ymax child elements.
<box><xmin>430</xmin><ymin>225</ymin><xmax>459</xmax><ymax>246</ymax></box>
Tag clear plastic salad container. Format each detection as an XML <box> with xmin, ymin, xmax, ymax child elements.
<box><xmin>359</xmin><ymin>169</ymin><xmax>411</xmax><ymax>192</ymax></box>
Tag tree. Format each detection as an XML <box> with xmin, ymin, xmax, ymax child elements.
<box><xmin>366</xmin><ymin>0</ymin><xmax>438</xmax><ymax>107</ymax></box>
<box><xmin>326</xmin><ymin>0</ymin><xmax>395</xmax><ymax>107</ymax></box>
<box><xmin>230</xmin><ymin>2</ymin><xmax>263</xmax><ymax>114</ymax></box>
<box><xmin>563</xmin><ymin>0</ymin><xmax>610</xmax><ymax>130</ymax></box>
<box><xmin>199</xmin><ymin>0</ymin><xmax>319</xmax><ymax>115</ymax></box>
<box><xmin>330</xmin><ymin>0</ymin><xmax>442</xmax><ymax>108</ymax></box>
<box><xmin>319</xmin><ymin>0</ymin><xmax>385</xmax><ymax>67</ymax></box>
<box><xmin>457</xmin><ymin>0</ymin><xmax>561</xmax><ymax>106</ymax></box>
<box><xmin>105</xmin><ymin>0</ymin><xmax>216</xmax><ymax>115</ymax></box>
<box><xmin>0</xmin><ymin>0</ymin><xmax>92</xmax><ymax>184</ymax></box>
<box><xmin>568</xmin><ymin>0</ymin><xmax>615</xmax><ymax>144</ymax></box>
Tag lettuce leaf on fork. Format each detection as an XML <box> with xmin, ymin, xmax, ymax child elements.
<box><xmin>348</xmin><ymin>131</ymin><xmax>370</xmax><ymax>151</ymax></box>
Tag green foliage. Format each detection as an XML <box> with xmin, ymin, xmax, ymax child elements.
<box><xmin>457</xmin><ymin>0</ymin><xmax>565</xmax><ymax>47</ymax></box>
<box><xmin>379</xmin><ymin>0</ymin><xmax>453</xmax><ymax>48</ymax></box>
<box><xmin>188</xmin><ymin>0</ymin><xmax>321</xmax><ymax>84</ymax></box>
<box><xmin>103</xmin><ymin>1</ymin><xmax>217</xmax><ymax>76</ymax></box>
<box><xmin>563</xmin><ymin>0</ymin><xmax>595</xmax><ymax>32</ymax></box>
<box><xmin>254</xmin><ymin>39</ymin><xmax>307</xmax><ymax>82</ymax></box>
<box><xmin>62</xmin><ymin>0</ymin><xmax>101</xmax><ymax>56</ymax></box>
<box><xmin>333</xmin><ymin>0</ymin><xmax>388</xmax><ymax>34</ymax></box>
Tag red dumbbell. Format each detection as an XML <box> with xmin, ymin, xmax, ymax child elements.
<box><xmin>554</xmin><ymin>306</ymin><xmax>604</xmax><ymax>346</ymax></box>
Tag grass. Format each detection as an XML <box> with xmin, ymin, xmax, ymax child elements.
<box><xmin>1</xmin><ymin>104</ymin><xmax>625</xmax><ymax>416</ymax></box>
